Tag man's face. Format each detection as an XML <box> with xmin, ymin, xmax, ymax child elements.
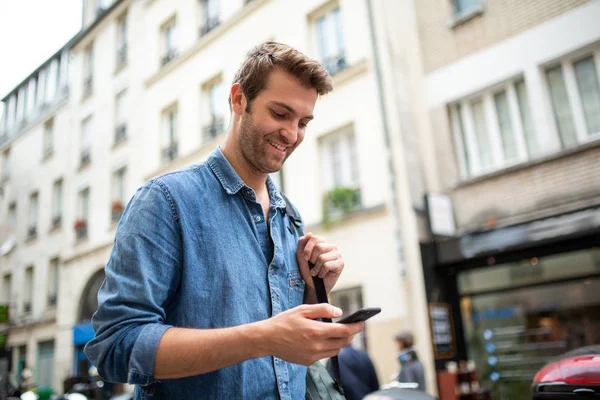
<box><xmin>237</xmin><ymin>68</ymin><xmax>318</xmax><ymax>174</ymax></box>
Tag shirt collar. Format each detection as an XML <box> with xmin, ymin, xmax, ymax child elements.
<box><xmin>207</xmin><ymin>147</ymin><xmax>286</xmax><ymax>209</ymax></box>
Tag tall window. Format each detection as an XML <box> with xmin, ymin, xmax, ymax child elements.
<box><xmin>450</xmin><ymin>79</ymin><xmax>534</xmax><ymax>178</ymax></box>
<box><xmin>28</xmin><ymin>192</ymin><xmax>39</xmax><ymax>238</ymax></box>
<box><xmin>161</xmin><ymin>18</ymin><xmax>178</xmax><ymax>66</ymax></box>
<box><xmin>47</xmin><ymin>258</ymin><xmax>59</xmax><ymax>307</ymax></box>
<box><xmin>37</xmin><ymin>340</ymin><xmax>55</xmax><ymax>388</ymax></box>
<box><xmin>202</xmin><ymin>80</ymin><xmax>227</xmax><ymax>142</ymax></box>
<box><xmin>52</xmin><ymin>179</ymin><xmax>63</xmax><ymax>228</ymax></box>
<box><xmin>199</xmin><ymin>0</ymin><xmax>220</xmax><ymax>37</ymax></box>
<box><xmin>115</xmin><ymin>90</ymin><xmax>127</xmax><ymax>143</ymax></box>
<box><xmin>162</xmin><ymin>105</ymin><xmax>178</xmax><ymax>162</ymax></box>
<box><xmin>83</xmin><ymin>44</ymin><xmax>94</xmax><ymax>96</ymax></box>
<box><xmin>81</xmin><ymin>116</ymin><xmax>92</xmax><ymax>167</ymax></box>
<box><xmin>330</xmin><ymin>287</ymin><xmax>367</xmax><ymax>349</ymax></box>
<box><xmin>316</xmin><ymin>6</ymin><xmax>346</xmax><ymax>75</ymax></box>
<box><xmin>8</xmin><ymin>202</ymin><xmax>16</xmax><ymax>231</ymax></box>
<box><xmin>43</xmin><ymin>118</ymin><xmax>54</xmax><ymax>157</ymax></box>
<box><xmin>320</xmin><ymin>125</ymin><xmax>361</xmax><ymax>221</ymax></box>
<box><xmin>116</xmin><ymin>12</ymin><xmax>128</xmax><ymax>68</ymax></box>
<box><xmin>2</xmin><ymin>274</ymin><xmax>11</xmax><ymax>306</ymax></box>
<box><xmin>111</xmin><ymin>167</ymin><xmax>127</xmax><ymax>222</ymax></box>
<box><xmin>1</xmin><ymin>149</ymin><xmax>9</xmax><ymax>181</ymax></box>
<box><xmin>546</xmin><ymin>52</ymin><xmax>600</xmax><ymax>149</ymax></box>
<box><xmin>23</xmin><ymin>266</ymin><xmax>34</xmax><ymax>314</ymax></box>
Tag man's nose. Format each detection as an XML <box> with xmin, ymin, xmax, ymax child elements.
<box><xmin>279</xmin><ymin>123</ymin><xmax>298</xmax><ymax>144</ymax></box>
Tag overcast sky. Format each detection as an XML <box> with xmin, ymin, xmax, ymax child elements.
<box><xmin>0</xmin><ymin>0</ymin><xmax>82</xmax><ymax>100</ymax></box>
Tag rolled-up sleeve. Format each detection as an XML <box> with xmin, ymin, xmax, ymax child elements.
<box><xmin>84</xmin><ymin>180</ymin><xmax>182</xmax><ymax>386</ymax></box>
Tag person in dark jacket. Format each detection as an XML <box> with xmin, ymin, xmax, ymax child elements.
<box><xmin>395</xmin><ymin>331</ymin><xmax>426</xmax><ymax>391</ymax></box>
<box><xmin>327</xmin><ymin>344</ymin><xmax>380</xmax><ymax>400</ymax></box>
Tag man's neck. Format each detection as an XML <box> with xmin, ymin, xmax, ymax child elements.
<box><xmin>220</xmin><ymin>143</ymin><xmax>268</xmax><ymax>197</ymax></box>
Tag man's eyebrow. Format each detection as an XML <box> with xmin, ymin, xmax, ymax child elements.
<box><xmin>270</xmin><ymin>101</ymin><xmax>314</xmax><ymax>120</ymax></box>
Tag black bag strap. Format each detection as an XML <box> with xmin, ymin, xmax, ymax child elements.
<box><xmin>281</xmin><ymin>193</ymin><xmax>344</xmax><ymax>396</ymax></box>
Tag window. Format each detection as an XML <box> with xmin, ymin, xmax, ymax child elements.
<box><xmin>454</xmin><ymin>0</ymin><xmax>481</xmax><ymax>14</ymax></box>
<box><xmin>75</xmin><ymin>188</ymin><xmax>89</xmax><ymax>239</ymax></box>
<box><xmin>111</xmin><ymin>167</ymin><xmax>126</xmax><ymax>222</ymax></box>
<box><xmin>8</xmin><ymin>202</ymin><xmax>16</xmax><ymax>231</ymax></box>
<box><xmin>199</xmin><ymin>0</ymin><xmax>220</xmax><ymax>37</ymax></box>
<box><xmin>47</xmin><ymin>258</ymin><xmax>59</xmax><ymax>307</ymax></box>
<box><xmin>83</xmin><ymin>44</ymin><xmax>94</xmax><ymax>97</ymax></box>
<box><xmin>23</xmin><ymin>266</ymin><xmax>34</xmax><ymax>314</ymax></box>
<box><xmin>546</xmin><ymin>53</ymin><xmax>600</xmax><ymax>149</ymax></box>
<box><xmin>316</xmin><ymin>6</ymin><xmax>346</xmax><ymax>75</ymax></box>
<box><xmin>43</xmin><ymin>118</ymin><xmax>54</xmax><ymax>157</ymax></box>
<box><xmin>329</xmin><ymin>287</ymin><xmax>367</xmax><ymax>349</ymax></box>
<box><xmin>161</xmin><ymin>19</ymin><xmax>178</xmax><ymax>66</ymax></box>
<box><xmin>1</xmin><ymin>149</ymin><xmax>9</xmax><ymax>181</ymax></box>
<box><xmin>115</xmin><ymin>90</ymin><xmax>127</xmax><ymax>143</ymax></box>
<box><xmin>450</xmin><ymin>79</ymin><xmax>534</xmax><ymax>178</ymax></box>
<box><xmin>80</xmin><ymin>116</ymin><xmax>92</xmax><ymax>167</ymax></box>
<box><xmin>202</xmin><ymin>80</ymin><xmax>227</xmax><ymax>142</ymax></box>
<box><xmin>96</xmin><ymin>0</ymin><xmax>112</xmax><ymax>14</ymax></box>
<box><xmin>28</xmin><ymin>192</ymin><xmax>39</xmax><ymax>239</ymax></box>
<box><xmin>162</xmin><ymin>105</ymin><xmax>178</xmax><ymax>162</ymax></box>
<box><xmin>52</xmin><ymin>179</ymin><xmax>63</xmax><ymax>228</ymax></box>
<box><xmin>116</xmin><ymin>13</ymin><xmax>128</xmax><ymax>68</ymax></box>
<box><xmin>37</xmin><ymin>340</ymin><xmax>55</xmax><ymax>387</ymax></box>
<box><xmin>320</xmin><ymin>125</ymin><xmax>361</xmax><ymax>221</ymax></box>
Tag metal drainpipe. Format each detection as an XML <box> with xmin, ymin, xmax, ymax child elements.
<box><xmin>365</xmin><ymin>0</ymin><xmax>405</xmax><ymax>276</ymax></box>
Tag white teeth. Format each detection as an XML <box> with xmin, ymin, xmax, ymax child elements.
<box><xmin>268</xmin><ymin>140</ymin><xmax>286</xmax><ymax>151</ymax></box>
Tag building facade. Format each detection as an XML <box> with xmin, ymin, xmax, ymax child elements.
<box><xmin>414</xmin><ymin>0</ymin><xmax>600</xmax><ymax>398</ymax></box>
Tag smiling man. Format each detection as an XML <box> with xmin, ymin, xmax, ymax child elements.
<box><xmin>84</xmin><ymin>42</ymin><xmax>364</xmax><ymax>399</ymax></box>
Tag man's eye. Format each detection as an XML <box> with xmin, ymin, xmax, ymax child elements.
<box><xmin>272</xmin><ymin>111</ymin><xmax>285</xmax><ymax>119</ymax></box>
<box><xmin>299</xmin><ymin>122</ymin><xmax>308</xmax><ymax>128</ymax></box>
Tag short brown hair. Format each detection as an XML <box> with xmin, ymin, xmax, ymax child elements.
<box><xmin>230</xmin><ymin>41</ymin><xmax>333</xmax><ymax>109</ymax></box>
<box><xmin>395</xmin><ymin>331</ymin><xmax>414</xmax><ymax>348</ymax></box>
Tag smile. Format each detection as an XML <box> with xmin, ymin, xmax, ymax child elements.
<box><xmin>267</xmin><ymin>140</ymin><xmax>287</xmax><ymax>152</ymax></box>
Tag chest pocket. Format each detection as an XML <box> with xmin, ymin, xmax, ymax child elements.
<box><xmin>288</xmin><ymin>271</ymin><xmax>305</xmax><ymax>307</ymax></box>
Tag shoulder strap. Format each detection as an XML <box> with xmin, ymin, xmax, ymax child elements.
<box><xmin>280</xmin><ymin>193</ymin><xmax>345</xmax><ymax>396</ymax></box>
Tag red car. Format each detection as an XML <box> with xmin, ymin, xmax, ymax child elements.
<box><xmin>532</xmin><ymin>354</ymin><xmax>600</xmax><ymax>398</ymax></box>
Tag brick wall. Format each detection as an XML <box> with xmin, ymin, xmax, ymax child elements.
<box><xmin>451</xmin><ymin>144</ymin><xmax>600</xmax><ymax>231</ymax></box>
<box><xmin>415</xmin><ymin>0</ymin><xmax>590</xmax><ymax>73</ymax></box>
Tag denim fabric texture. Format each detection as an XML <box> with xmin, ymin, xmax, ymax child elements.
<box><xmin>84</xmin><ymin>148</ymin><xmax>307</xmax><ymax>399</ymax></box>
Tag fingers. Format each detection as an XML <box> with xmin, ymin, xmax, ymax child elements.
<box><xmin>297</xmin><ymin>303</ymin><xmax>343</xmax><ymax>320</ymax></box>
<box><xmin>298</xmin><ymin>234</ymin><xmax>343</xmax><ymax>279</ymax></box>
<box><xmin>301</xmin><ymin>234</ymin><xmax>326</xmax><ymax>264</ymax></box>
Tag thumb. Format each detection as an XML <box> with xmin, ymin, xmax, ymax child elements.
<box><xmin>300</xmin><ymin>303</ymin><xmax>343</xmax><ymax>319</ymax></box>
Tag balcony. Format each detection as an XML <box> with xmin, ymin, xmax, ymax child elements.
<box><xmin>162</xmin><ymin>143</ymin><xmax>178</xmax><ymax>163</ymax></box>
<box><xmin>199</xmin><ymin>17</ymin><xmax>220</xmax><ymax>38</ymax></box>
<box><xmin>323</xmin><ymin>53</ymin><xmax>347</xmax><ymax>76</ymax></box>
<box><xmin>80</xmin><ymin>149</ymin><xmax>91</xmax><ymax>168</ymax></box>
<box><xmin>114</xmin><ymin>124</ymin><xmax>127</xmax><ymax>144</ymax></box>
<box><xmin>202</xmin><ymin>117</ymin><xmax>224</xmax><ymax>142</ymax></box>
<box><xmin>161</xmin><ymin>49</ymin><xmax>178</xmax><ymax>67</ymax></box>
<box><xmin>83</xmin><ymin>75</ymin><xmax>93</xmax><ymax>97</ymax></box>
<box><xmin>322</xmin><ymin>186</ymin><xmax>362</xmax><ymax>224</ymax></box>
<box><xmin>74</xmin><ymin>218</ymin><xmax>88</xmax><ymax>240</ymax></box>
<box><xmin>111</xmin><ymin>200</ymin><xmax>124</xmax><ymax>223</ymax></box>
<box><xmin>116</xmin><ymin>44</ymin><xmax>127</xmax><ymax>69</ymax></box>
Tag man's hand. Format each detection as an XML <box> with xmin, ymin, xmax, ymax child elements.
<box><xmin>296</xmin><ymin>233</ymin><xmax>343</xmax><ymax>303</ymax></box>
<box><xmin>259</xmin><ymin>304</ymin><xmax>364</xmax><ymax>366</ymax></box>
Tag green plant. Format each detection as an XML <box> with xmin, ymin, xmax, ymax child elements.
<box><xmin>322</xmin><ymin>186</ymin><xmax>361</xmax><ymax>226</ymax></box>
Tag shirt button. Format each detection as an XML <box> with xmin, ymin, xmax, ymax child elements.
<box><xmin>255</xmin><ymin>215</ymin><xmax>261</xmax><ymax>222</ymax></box>
<box><xmin>282</xmin><ymin>383</ymin><xmax>287</xmax><ymax>390</ymax></box>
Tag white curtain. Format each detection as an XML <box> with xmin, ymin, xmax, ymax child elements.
<box><xmin>547</xmin><ymin>66</ymin><xmax>578</xmax><ymax>148</ymax></box>
<box><xmin>574</xmin><ymin>57</ymin><xmax>600</xmax><ymax>136</ymax></box>
<box><xmin>471</xmin><ymin>100</ymin><xmax>493</xmax><ymax>170</ymax></box>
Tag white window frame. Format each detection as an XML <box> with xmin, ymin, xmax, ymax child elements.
<box><xmin>162</xmin><ymin>105</ymin><xmax>178</xmax><ymax>147</ymax></box>
<box><xmin>112</xmin><ymin>167</ymin><xmax>127</xmax><ymax>204</ymax></box>
<box><xmin>43</xmin><ymin>118</ymin><xmax>54</xmax><ymax>156</ymax></box>
<box><xmin>81</xmin><ymin>116</ymin><xmax>93</xmax><ymax>154</ymax></box>
<box><xmin>116</xmin><ymin>90</ymin><xmax>127</xmax><ymax>128</ymax></box>
<box><xmin>319</xmin><ymin>124</ymin><xmax>360</xmax><ymax>191</ymax></box>
<box><xmin>47</xmin><ymin>258</ymin><xmax>59</xmax><ymax>302</ymax></box>
<box><xmin>1</xmin><ymin>149</ymin><xmax>10</xmax><ymax>180</ymax></box>
<box><xmin>84</xmin><ymin>45</ymin><xmax>94</xmax><ymax>80</ymax></box>
<box><xmin>314</xmin><ymin>4</ymin><xmax>345</xmax><ymax>74</ymax></box>
<box><xmin>545</xmin><ymin>49</ymin><xmax>600</xmax><ymax>147</ymax></box>
<box><xmin>78</xmin><ymin>187</ymin><xmax>90</xmax><ymax>221</ymax></box>
<box><xmin>1</xmin><ymin>274</ymin><xmax>11</xmax><ymax>305</ymax></box>
<box><xmin>23</xmin><ymin>265</ymin><xmax>34</xmax><ymax>312</ymax></box>
<box><xmin>29</xmin><ymin>192</ymin><xmax>39</xmax><ymax>232</ymax></box>
<box><xmin>450</xmin><ymin>79</ymin><xmax>532</xmax><ymax>179</ymax></box>
<box><xmin>161</xmin><ymin>18</ymin><xmax>178</xmax><ymax>60</ymax></box>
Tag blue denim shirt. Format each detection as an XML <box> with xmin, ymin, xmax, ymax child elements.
<box><xmin>84</xmin><ymin>148</ymin><xmax>307</xmax><ymax>399</ymax></box>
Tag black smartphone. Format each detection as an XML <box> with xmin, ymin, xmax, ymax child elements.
<box><xmin>337</xmin><ymin>307</ymin><xmax>381</xmax><ymax>324</ymax></box>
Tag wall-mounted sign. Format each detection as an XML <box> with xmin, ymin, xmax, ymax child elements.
<box><xmin>426</xmin><ymin>193</ymin><xmax>457</xmax><ymax>237</ymax></box>
<box><xmin>429</xmin><ymin>302</ymin><xmax>457</xmax><ymax>359</ymax></box>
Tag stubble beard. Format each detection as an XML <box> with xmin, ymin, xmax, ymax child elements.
<box><xmin>238</xmin><ymin>110</ymin><xmax>285</xmax><ymax>175</ymax></box>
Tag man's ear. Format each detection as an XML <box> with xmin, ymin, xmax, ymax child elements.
<box><xmin>230</xmin><ymin>83</ymin><xmax>246</xmax><ymax>115</ymax></box>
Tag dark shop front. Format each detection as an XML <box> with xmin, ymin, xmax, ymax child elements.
<box><xmin>422</xmin><ymin>204</ymin><xmax>600</xmax><ymax>400</ymax></box>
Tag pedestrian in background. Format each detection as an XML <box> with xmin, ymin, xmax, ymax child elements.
<box><xmin>395</xmin><ymin>331</ymin><xmax>426</xmax><ymax>391</ymax></box>
<box><xmin>327</xmin><ymin>343</ymin><xmax>380</xmax><ymax>400</ymax></box>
